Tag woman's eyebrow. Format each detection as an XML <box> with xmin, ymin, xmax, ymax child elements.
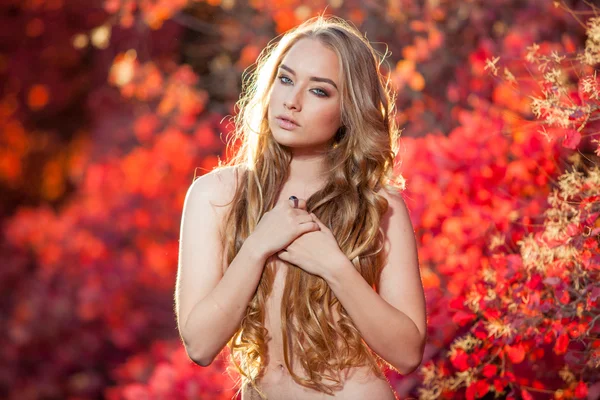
<box><xmin>279</xmin><ymin>64</ymin><xmax>338</xmax><ymax>91</ymax></box>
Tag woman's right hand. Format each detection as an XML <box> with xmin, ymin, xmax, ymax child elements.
<box><xmin>248</xmin><ymin>197</ymin><xmax>320</xmax><ymax>259</ymax></box>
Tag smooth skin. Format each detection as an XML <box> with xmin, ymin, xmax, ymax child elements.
<box><xmin>176</xmin><ymin>36</ymin><xmax>427</xmax><ymax>378</ymax></box>
<box><xmin>252</xmin><ymin>196</ymin><xmax>320</xmax><ymax>258</ymax></box>
<box><xmin>175</xmin><ymin>168</ymin><xmax>318</xmax><ymax>366</ymax></box>
<box><xmin>268</xmin><ymin>37</ymin><xmax>342</xmax><ymax>177</ymax></box>
<box><xmin>267</xmin><ymin>38</ymin><xmax>427</xmax><ymax>374</ymax></box>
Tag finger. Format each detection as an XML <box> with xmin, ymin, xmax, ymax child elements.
<box><xmin>298</xmin><ymin>221</ymin><xmax>320</xmax><ymax>234</ymax></box>
<box><xmin>288</xmin><ymin>196</ymin><xmax>307</xmax><ymax>210</ymax></box>
<box><xmin>277</xmin><ymin>250</ymin><xmax>290</xmax><ymax>262</ymax></box>
<box><xmin>288</xmin><ymin>196</ymin><xmax>299</xmax><ymax>209</ymax></box>
<box><xmin>310</xmin><ymin>213</ymin><xmax>328</xmax><ymax>231</ymax></box>
<box><xmin>291</xmin><ymin>207</ymin><xmax>310</xmax><ymax>216</ymax></box>
<box><xmin>296</xmin><ymin>214</ymin><xmax>316</xmax><ymax>224</ymax></box>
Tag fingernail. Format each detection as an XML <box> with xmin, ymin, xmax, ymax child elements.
<box><xmin>289</xmin><ymin>196</ymin><xmax>298</xmax><ymax>200</ymax></box>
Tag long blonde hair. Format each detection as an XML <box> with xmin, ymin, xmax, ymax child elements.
<box><xmin>214</xmin><ymin>15</ymin><xmax>404</xmax><ymax>398</ymax></box>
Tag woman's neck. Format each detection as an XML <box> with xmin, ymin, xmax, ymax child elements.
<box><xmin>287</xmin><ymin>152</ymin><xmax>328</xmax><ymax>187</ymax></box>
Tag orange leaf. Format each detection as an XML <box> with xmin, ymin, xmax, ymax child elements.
<box><xmin>421</xmin><ymin>267</ymin><xmax>440</xmax><ymax>289</ymax></box>
<box><xmin>134</xmin><ymin>114</ymin><xmax>160</xmax><ymax>142</ymax></box>
<box><xmin>409</xmin><ymin>72</ymin><xmax>426</xmax><ymax>92</ymax></box>
<box><xmin>505</xmin><ymin>343</ymin><xmax>525</xmax><ymax>364</ymax></box>
<box><xmin>554</xmin><ymin>333</ymin><xmax>569</xmax><ymax>355</ymax></box>
<box><xmin>27</xmin><ymin>84</ymin><xmax>50</xmax><ymax>110</ymax></box>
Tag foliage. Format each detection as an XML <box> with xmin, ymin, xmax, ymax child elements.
<box><xmin>417</xmin><ymin>5</ymin><xmax>600</xmax><ymax>399</ymax></box>
<box><xmin>1</xmin><ymin>0</ymin><xmax>598</xmax><ymax>399</ymax></box>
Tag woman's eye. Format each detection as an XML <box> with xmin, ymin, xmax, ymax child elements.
<box><xmin>278</xmin><ymin>75</ymin><xmax>328</xmax><ymax>97</ymax></box>
<box><xmin>279</xmin><ymin>75</ymin><xmax>292</xmax><ymax>84</ymax></box>
<box><xmin>312</xmin><ymin>88</ymin><xmax>328</xmax><ymax>97</ymax></box>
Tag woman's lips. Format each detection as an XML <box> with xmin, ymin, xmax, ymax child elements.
<box><xmin>276</xmin><ymin>117</ymin><xmax>298</xmax><ymax>130</ymax></box>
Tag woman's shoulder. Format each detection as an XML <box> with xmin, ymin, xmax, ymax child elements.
<box><xmin>375</xmin><ymin>184</ymin><xmax>410</xmax><ymax>220</ymax></box>
<box><xmin>186</xmin><ymin>164</ymin><xmax>244</xmax><ymax>211</ymax></box>
<box><xmin>376</xmin><ymin>183</ymin><xmax>404</xmax><ymax>203</ymax></box>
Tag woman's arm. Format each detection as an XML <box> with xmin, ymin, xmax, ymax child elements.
<box><xmin>175</xmin><ymin>168</ymin><xmax>268</xmax><ymax>366</ymax></box>
<box><xmin>322</xmin><ymin>190</ymin><xmax>427</xmax><ymax>375</ymax></box>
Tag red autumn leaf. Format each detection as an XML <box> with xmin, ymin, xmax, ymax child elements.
<box><xmin>450</xmin><ymin>349</ymin><xmax>470</xmax><ymax>372</ymax></box>
<box><xmin>27</xmin><ymin>84</ymin><xmax>50</xmax><ymax>110</ymax></box>
<box><xmin>273</xmin><ymin>9</ymin><xmax>298</xmax><ymax>34</ymax></box>
<box><xmin>449</xmin><ymin>295</ymin><xmax>467</xmax><ymax>309</ymax></box>
<box><xmin>506</xmin><ymin>371</ymin><xmax>516</xmax><ymax>382</ymax></box>
<box><xmin>521</xmin><ymin>388</ymin><xmax>534</xmax><ymax>400</ymax></box>
<box><xmin>493</xmin><ymin>378</ymin><xmax>507</xmax><ymax>393</ymax></box>
<box><xmin>565</xmin><ymin>222</ymin><xmax>581</xmax><ymax>237</ymax></box>
<box><xmin>574</xmin><ymin>380</ymin><xmax>589</xmax><ymax>399</ymax></box>
<box><xmin>472</xmin><ymin>348</ymin><xmax>487</xmax><ymax>363</ymax></box>
<box><xmin>133</xmin><ymin>114</ymin><xmax>161</xmax><ymax>142</ymax></box>
<box><xmin>482</xmin><ymin>364</ymin><xmax>497</xmax><ymax>378</ymax></box>
<box><xmin>195</xmin><ymin>124</ymin><xmax>218</xmax><ymax>148</ymax></box>
<box><xmin>452</xmin><ymin>310</ymin><xmax>476</xmax><ymax>326</ymax></box>
<box><xmin>554</xmin><ymin>333</ymin><xmax>569</xmax><ymax>355</ymax></box>
<box><xmin>532</xmin><ymin>380</ymin><xmax>546</xmax><ymax>390</ymax></box>
<box><xmin>466</xmin><ymin>380</ymin><xmax>490</xmax><ymax>400</ymax></box>
<box><xmin>482</xmin><ymin>308</ymin><xmax>500</xmax><ymax>320</ymax></box>
<box><xmin>562</xmin><ymin>128</ymin><xmax>581</xmax><ymax>149</ymax></box>
<box><xmin>559</xmin><ymin>289</ymin><xmax>571</xmax><ymax>305</ymax></box>
<box><xmin>526</xmin><ymin>273</ymin><xmax>542</xmax><ymax>290</ymax></box>
<box><xmin>505</xmin><ymin>343</ymin><xmax>525</xmax><ymax>364</ymax></box>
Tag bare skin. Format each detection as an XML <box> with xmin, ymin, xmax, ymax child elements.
<box><xmin>241</xmin><ymin>38</ymin><xmax>399</xmax><ymax>398</ymax></box>
<box><xmin>237</xmin><ymin>178</ymin><xmax>399</xmax><ymax>400</ymax></box>
<box><xmin>267</xmin><ymin>37</ymin><xmax>343</xmax><ymax>185</ymax></box>
<box><xmin>176</xmin><ymin>166</ymin><xmax>402</xmax><ymax>399</ymax></box>
<box><xmin>176</xmin><ymin>36</ymin><xmax>423</xmax><ymax>399</ymax></box>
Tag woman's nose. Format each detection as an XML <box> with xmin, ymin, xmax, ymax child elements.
<box><xmin>284</xmin><ymin>101</ymin><xmax>298</xmax><ymax>110</ymax></box>
<box><xmin>284</xmin><ymin>90</ymin><xmax>302</xmax><ymax>111</ymax></box>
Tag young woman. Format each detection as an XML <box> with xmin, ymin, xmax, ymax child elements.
<box><xmin>175</xmin><ymin>15</ymin><xmax>427</xmax><ymax>399</ymax></box>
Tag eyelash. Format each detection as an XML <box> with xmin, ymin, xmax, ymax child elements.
<box><xmin>277</xmin><ymin>75</ymin><xmax>328</xmax><ymax>98</ymax></box>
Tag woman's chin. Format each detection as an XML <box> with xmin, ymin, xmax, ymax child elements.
<box><xmin>272</xmin><ymin>140</ymin><xmax>300</xmax><ymax>150</ymax></box>
<box><xmin>270</xmin><ymin>131</ymin><xmax>331</xmax><ymax>153</ymax></box>
<box><xmin>270</xmin><ymin>131</ymin><xmax>299</xmax><ymax>148</ymax></box>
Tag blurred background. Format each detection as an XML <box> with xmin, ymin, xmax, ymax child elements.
<box><xmin>1</xmin><ymin>0</ymin><xmax>599</xmax><ymax>399</ymax></box>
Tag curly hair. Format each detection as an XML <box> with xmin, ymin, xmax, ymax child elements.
<box><xmin>212</xmin><ymin>14</ymin><xmax>404</xmax><ymax>399</ymax></box>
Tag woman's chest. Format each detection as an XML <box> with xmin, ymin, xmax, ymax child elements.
<box><xmin>254</xmin><ymin>263</ymin><xmax>397</xmax><ymax>400</ymax></box>
<box><xmin>261</xmin><ymin>260</ymin><xmax>344</xmax><ymax>372</ymax></box>
<box><xmin>262</xmin><ymin>261</ymin><xmax>289</xmax><ymax>371</ymax></box>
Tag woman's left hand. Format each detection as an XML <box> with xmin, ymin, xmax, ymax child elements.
<box><xmin>277</xmin><ymin>213</ymin><xmax>347</xmax><ymax>279</ymax></box>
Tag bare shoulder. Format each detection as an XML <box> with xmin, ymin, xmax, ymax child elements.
<box><xmin>375</xmin><ymin>186</ymin><xmax>417</xmax><ymax>251</ymax></box>
<box><xmin>377</xmin><ymin>186</ymin><xmax>410</xmax><ymax>218</ymax></box>
<box><xmin>186</xmin><ymin>165</ymin><xmax>242</xmax><ymax>213</ymax></box>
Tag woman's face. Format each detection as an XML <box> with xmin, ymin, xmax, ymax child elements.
<box><xmin>268</xmin><ymin>38</ymin><xmax>342</xmax><ymax>154</ymax></box>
